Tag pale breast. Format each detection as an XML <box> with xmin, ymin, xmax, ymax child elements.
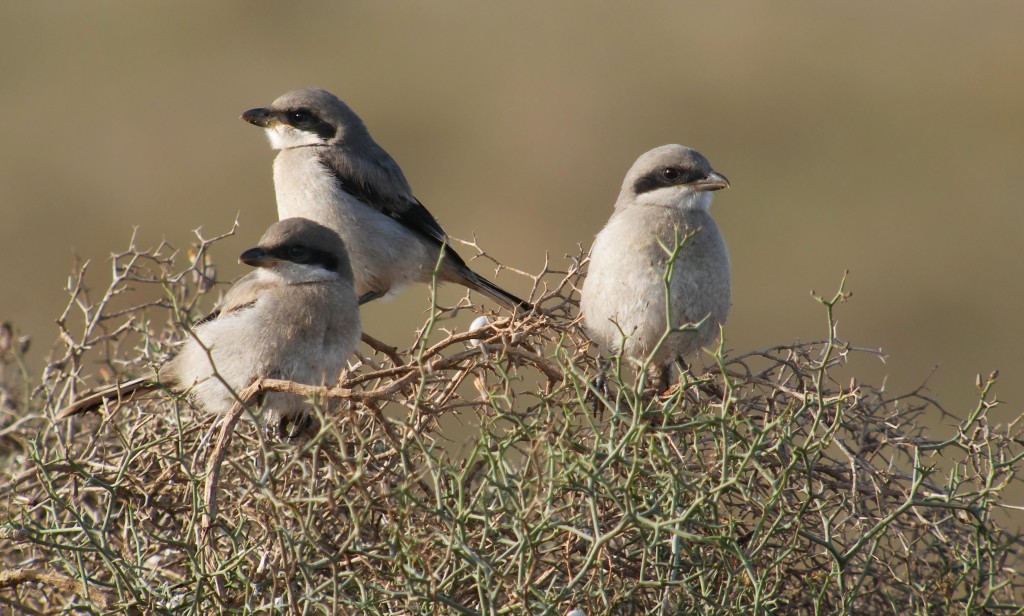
<box><xmin>273</xmin><ymin>151</ymin><xmax>438</xmax><ymax>298</ymax></box>
<box><xmin>582</xmin><ymin>206</ymin><xmax>731</xmax><ymax>364</ymax></box>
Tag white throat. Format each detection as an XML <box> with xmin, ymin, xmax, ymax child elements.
<box><xmin>630</xmin><ymin>186</ymin><xmax>713</xmax><ymax>212</ymax></box>
<box><xmin>256</xmin><ymin>262</ymin><xmax>337</xmax><ymax>286</ymax></box>
<box><xmin>265</xmin><ymin>126</ymin><xmax>324</xmax><ymax>150</ymax></box>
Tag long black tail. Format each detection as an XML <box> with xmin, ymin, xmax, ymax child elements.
<box><xmin>432</xmin><ymin>242</ymin><xmax>534</xmax><ymax>313</ymax></box>
<box><xmin>462</xmin><ymin>269</ymin><xmax>533</xmax><ymax>313</ymax></box>
<box><xmin>57</xmin><ymin>376</ymin><xmax>155</xmax><ymax>420</ymax></box>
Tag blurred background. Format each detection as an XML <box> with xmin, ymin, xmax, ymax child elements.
<box><xmin>2</xmin><ymin>4</ymin><xmax>1022</xmax><ymax>438</ymax></box>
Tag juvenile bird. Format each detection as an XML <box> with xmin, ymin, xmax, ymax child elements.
<box><xmin>241</xmin><ymin>87</ymin><xmax>531</xmax><ymax>312</ymax></box>
<box><xmin>58</xmin><ymin>218</ymin><xmax>361</xmax><ymax>429</ymax></box>
<box><xmin>580</xmin><ymin>144</ymin><xmax>731</xmax><ymax>385</ymax></box>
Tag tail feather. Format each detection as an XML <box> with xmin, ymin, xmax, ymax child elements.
<box><xmin>57</xmin><ymin>376</ymin><xmax>157</xmax><ymax>420</ymax></box>
<box><xmin>437</xmin><ymin>243</ymin><xmax>533</xmax><ymax>313</ymax></box>
<box><xmin>462</xmin><ymin>269</ymin><xmax>533</xmax><ymax>313</ymax></box>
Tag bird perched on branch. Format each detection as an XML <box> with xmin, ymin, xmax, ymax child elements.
<box><xmin>580</xmin><ymin>144</ymin><xmax>731</xmax><ymax>386</ymax></box>
<box><xmin>58</xmin><ymin>218</ymin><xmax>361</xmax><ymax>430</ymax></box>
<box><xmin>241</xmin><ymin>87</ymin><xmax>531</xmax><ymax>312</ymax></box>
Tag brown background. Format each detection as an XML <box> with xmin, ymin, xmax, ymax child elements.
<box><xmin>2</xmin><ymin>5</ymin><xmax>1022</xmax><ymax>469</ymax></box>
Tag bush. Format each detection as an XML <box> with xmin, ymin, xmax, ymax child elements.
<box><xmin>1</xmin><ymin>228</ymin><xmax>1022</xmax><ymax>614</ymax></box>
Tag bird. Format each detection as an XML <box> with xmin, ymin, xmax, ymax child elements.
<box><xmin>580</xmin><ymin>144</ymin><xmax>731</xmax><ymax>386</ymax></box>
<box><xmin>58</xmin><ymin>218</ymin><xmax>362</xmax><ymax>431</ymax></box>
<box><xmin>241</xmin><ymin>87</ymin><xmax>531</xmax><ymax>312</ymax></box>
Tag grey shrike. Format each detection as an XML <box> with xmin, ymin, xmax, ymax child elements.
<box><xmin>241</xmin><ymin>87</ymin><xmax>532</xmax><ymax>312</ymax></box>
<box><xmin>580</xmin><ymin>144</ymin><xmax>731</xmax><ymax>381</ymax></box>
<box><xmin>58</xmin><ymin>218</ymin><xmax>362</xmax><ymax>428</ymax></box>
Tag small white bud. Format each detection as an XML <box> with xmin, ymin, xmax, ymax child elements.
<box><xmin>468</xmin><ymin>315</ymin><xmax>491</xmax><ymax>348</ymax></box>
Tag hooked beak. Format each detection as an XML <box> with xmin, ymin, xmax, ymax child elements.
<box><xmin>241</xmin><ymin>107</ymin><xmax>278</xmax><ymax>128</ymax></box>
<box><xmin>693</xmin><ymin>171</ymin><xmax>730</xmax><ymax>192</ymax></box>
<box><xmin>239</xmin><ymin>247</ymin><xmax>278</xmax><ymax>267</ymax></box>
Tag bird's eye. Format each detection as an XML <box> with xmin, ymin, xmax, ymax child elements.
<box><xmin>288</xmin><ymin>110</ymin><xmax>310</xmax><ymax>124</ymax></box>
<box><xmin>662</xmin><ymin>167</ymin><xmax>680</xmax><ymax>181</ymax></box>
<box><xmin>287</xmin><ymin>246</ymin><xmax>311</xmax><ymax>262</ymax></box>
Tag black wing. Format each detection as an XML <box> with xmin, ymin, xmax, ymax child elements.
<box><xmin>325</xmin><ymin>162</ymin><xmax>470</xmax><ymax>267</ymax></box>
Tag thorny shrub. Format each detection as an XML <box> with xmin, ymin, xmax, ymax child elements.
<box><xmin>1</xmin><ymin>226</ymin><xmax>1022</xmax><ymax>614</ymax></box>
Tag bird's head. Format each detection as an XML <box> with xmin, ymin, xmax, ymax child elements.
<box><xmin>618</xmin><ymin>144</ymin><xmax>729</xmax><ymax>212</ymax></box>
<box><xmin>239</xmin><ymin>217</ymin><xmax>354</xmax><ymax>285</ymax></box>
<box><xmin>241</xmin><ymin>88</ymin><xmax>367</xmax><ymax>150</ymax></box>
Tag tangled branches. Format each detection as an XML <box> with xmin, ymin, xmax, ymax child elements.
<box><xmin>0</xmin><ymin>228</ymin><xmax>1022</xmax><ymax>614</ymax></box>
